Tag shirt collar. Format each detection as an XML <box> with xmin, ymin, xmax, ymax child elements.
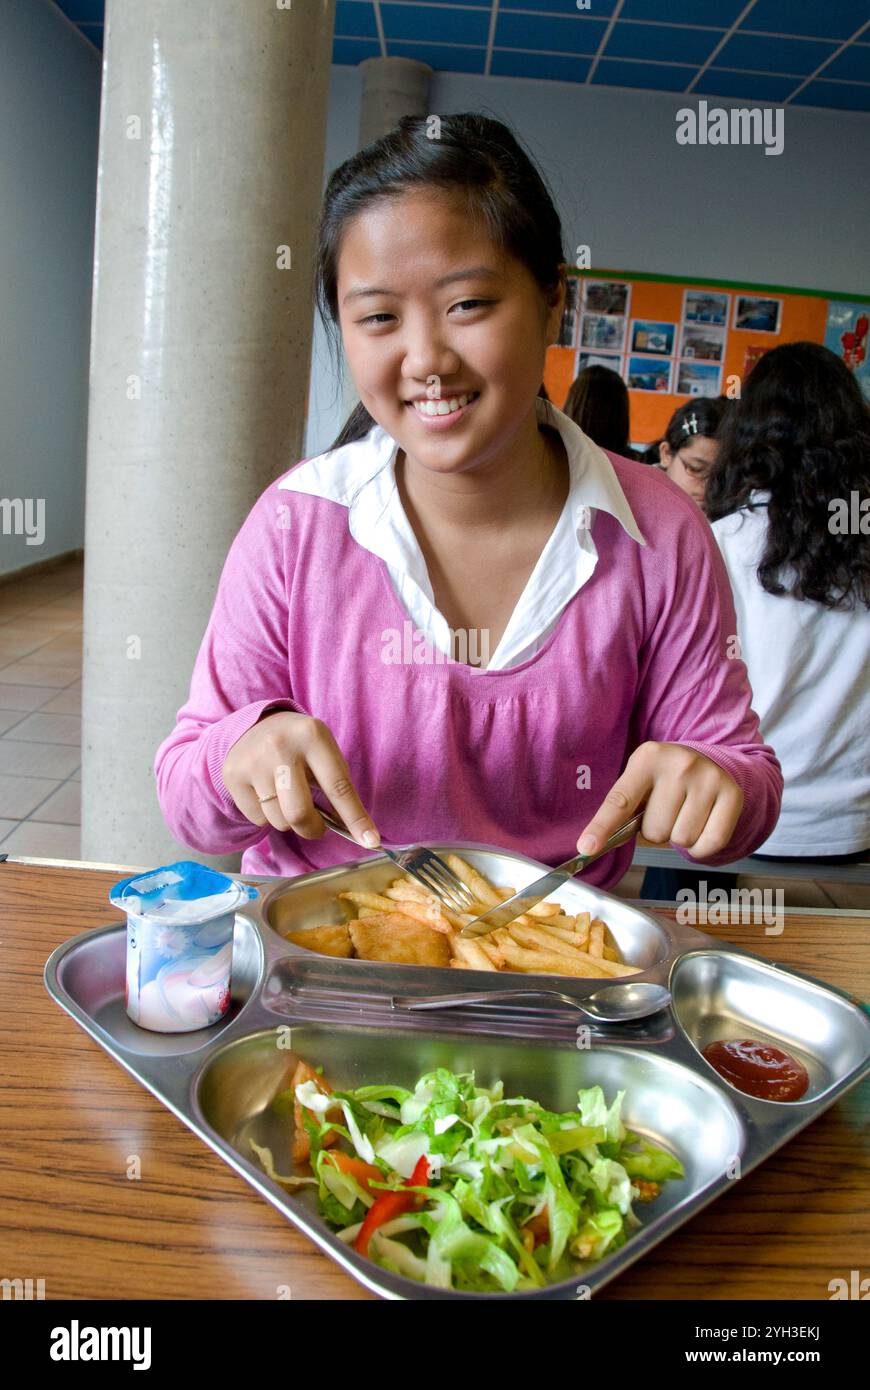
<box><xmin>280</xmin><ymin>396</ymin><xmax>647</xmax><ymax>551</ymax></box>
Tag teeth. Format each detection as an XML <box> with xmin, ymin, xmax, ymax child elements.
<box><xmin>413</xmin><ymin>392</ymin><xmax>476</xmax><ymax>416</ymax></box>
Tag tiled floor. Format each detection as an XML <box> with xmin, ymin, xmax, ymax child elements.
<box><xmin>0</xmin><ymin>557</ymin><xmax>84</xmax><ymax>859</ymax></box>
<box><xmin>0</xmin><ymin>555</ymin><xmax>867</xmax><ymax>909</ymax></box>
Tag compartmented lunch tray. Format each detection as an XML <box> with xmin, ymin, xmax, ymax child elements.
<box><xmin>44</xmin><ymin>842</ymin><xmax>870</xmax><ymax>1301</ymax></box>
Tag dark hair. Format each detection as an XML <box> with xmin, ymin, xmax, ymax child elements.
<box><xmin>314</xmin><ymin>112</ymin><xmax>565</xmax><ymax>451</ymax></box>
<box><xmin>563</xmin><ymin>365</ymin><xmax>630</xmax><ymax>455</ymax></box>
<box><xmin>663</xmin><ymin>396</ymin><xmax>730</xmax><ymax>455</ymax></box>
<box><xmin>705</xmin><ymin>341</ymin><xmax>870</xmax><ymax>610</ymax></box>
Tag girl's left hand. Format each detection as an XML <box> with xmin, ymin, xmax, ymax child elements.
<box><xmin>576</xmin><ymin>742</ymin><xmax>744</xmax><ymax>863</ymax></box>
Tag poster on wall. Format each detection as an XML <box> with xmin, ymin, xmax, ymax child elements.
<box><xmin>733</xmin><ymin>296</ymin><xmax>782</xmax><ymax>333</ymax></box>
<box><xmin>583</xmin><ymin>280</ymin><xmax>631</xmax><ymax>316</ymax></box>
<box><xmin>576</xmin><ymin>351</ymin><xmax>623</xmax><ymax>375</ymax></box>
<box><xmin>824</xmin><ymin>300</ymin><xmax>870</xmax><ymax>400</ymax></box>
<box><xmin>630</xmin><ymin>320</ymin><xmax>676</xmax><ymax>355</ymax></box>
<box><xmin>676</xmin><ymin>361</ymin><xmax>722</xmax><ymax>396</ymax></box>
<box><xmin>580</xmin><ymin>313</ymin><xmax>626</xmax><ymax>352</ymax></box>
<box><xmin>683</xmin><ymin>289</ymin><xmax>729</xmax><ymax>325</ymax></box>
<box><xmin>743</xmin><ymin>344</ymin><xmax>768</xmax><ymax>378</ymax></box>
<box><xmin>680</xmin><ymin>323</ymin><xmax>727</xmax><ymax>361</ymax></box>
<box><xmin>626</xmin><ymin>356</ymin><xmax>672</xmax><ymax>392</ymax></box>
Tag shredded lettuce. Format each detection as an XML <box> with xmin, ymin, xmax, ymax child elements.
<box><xmin>253</xmin><ymin>1066</ymin><xmax>683</xmax><ymax>1293</ymax></box>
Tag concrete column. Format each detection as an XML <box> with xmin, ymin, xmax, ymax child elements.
<box><xmin>339</xmin><ymin>57</ymin><xmax>433</xmax><ymax>423</ymax></box>
<box><xmin>82</xmin><ymin>0</ymin><xmax>334</xmax><ymax>870</ymax></box>
<box><xmin>358</xmin><ymin>55</ymin><xmax>432</xmax><ymax>148</ymax></box>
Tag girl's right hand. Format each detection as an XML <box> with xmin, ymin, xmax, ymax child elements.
<box><xmin>220</xmin><ymin>711</ymin><xmax>381</xmax><ymax>848</ymax></box>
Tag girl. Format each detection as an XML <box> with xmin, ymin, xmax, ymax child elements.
<box><xmin>655</xmin><ymin>396</ymin><xmax>729</xmax><ymax>509</ymax></box>
<box><xmin>563</xmin><ymin>364</ymin><xmax>637</xmax><ymax>459</ymax></box>
<box><xmin>154</xmin><ymin>113</ymin><xmax>781</xmax><ymax>893</ymax></box>
<box><xmin>706</xmin><ymin>341</ymin><xmax>870</xmax><ymax>862</ymax></box>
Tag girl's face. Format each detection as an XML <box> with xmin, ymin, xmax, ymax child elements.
<box><xmin>335</xmin><ymin>189</ymin><xmax>565</xmax><ymax>476</ymax></box>
<box><xmin>659</xmin><ymin>434</ymin><xmax>720</xmax><ymax>506</ymax></box>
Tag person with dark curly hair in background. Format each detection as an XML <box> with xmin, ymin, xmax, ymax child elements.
<box><xmin>706</xmin><ymin>342</ymin><xmax>870</xmax><ymax>868</ymax></box>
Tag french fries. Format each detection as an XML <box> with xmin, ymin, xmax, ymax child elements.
<box><xmin>286</xmin><ymin>863</ymin><xmax>640</xmax><ymax>980</ymax></box>
<box><xmin>338</xmin><ymin>890</ymin><xmax>454</xmax><ymax>935</ymax></box>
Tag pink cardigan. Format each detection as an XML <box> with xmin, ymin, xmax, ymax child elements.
<box><xmin>154</xmin><ymin>453</ymin><xmax>782</xmax><ymax>885</ymax></box>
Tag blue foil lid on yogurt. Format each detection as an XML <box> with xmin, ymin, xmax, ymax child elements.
<box><xmin>109</xmin><ymin>860</ymin><xmax>258</xmax><ymax>924</ymax></box>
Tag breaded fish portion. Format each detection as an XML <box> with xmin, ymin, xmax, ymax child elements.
<box><xmin>285</xmin><ymin>923</ymin><xmax>354</xmax><ymax>958</ymax></box>
<box><xmin>347</xmin><ymin>912</ymin><xmax>451</xmax><ymax>968</ymax></box>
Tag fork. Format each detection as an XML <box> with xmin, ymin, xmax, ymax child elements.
<box><xmin>314</xmin><ymin>805</ymin><xmax>477</xmax><ymax>916</ymax></box>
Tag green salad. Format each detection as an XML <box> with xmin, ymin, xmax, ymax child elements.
<box><xmin>251</xmin><ymin>1065</ymin><xmax>684</xmax><ymax>1293</ymax></box>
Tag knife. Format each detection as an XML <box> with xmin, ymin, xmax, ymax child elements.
<box><xmin>459</xmin><ymin>808</ymin><xmax>646</xmax><ymax>938</ymax></box>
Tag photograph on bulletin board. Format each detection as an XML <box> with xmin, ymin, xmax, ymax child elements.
<box><xmin>683</xmin><ymin>290</ymin><xmax>730</xmax><ymax>325</ymax></box>
<box><xmin>580</xmin><ymin>313</ymin><xmax>626</xmax><ymax>352</ymax></box>
<box><xmin>577</xmin><ymin>351</ymin><xmax>622</xmax><ymax>374</ymax></box>
<box><xmin>626</xmin><ymin>356</ymin><xmax>672</xmax><ymax>392</ymax></box>
<box><xmin>733</xmin><ymin>296</ymin><xmax>783</xmax><ymax>333</ymax></box>
<box><xmin>630</xmin><ymin>320</ymin><xmax>676</xmax><ymax>356</ymax></box>
<box><xmin>680</xmin><ymin>324</ymin><xmax>727</xmax><ymax>362</ymax></box>
<box><xmin>676</xmin><ymin>361</ymin><xmax>722</xmax><ymax>396</ymax></box>
<box><xmin>583</xmin><ymin>280</ymin><xmax>631</xmax><ymax>316</ymax></box>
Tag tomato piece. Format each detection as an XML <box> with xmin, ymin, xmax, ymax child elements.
<box><xmin>323</xmin><ymin>1151</ymin><xmax>384</xmax><ymax>1198</ymax></box>
<box><xmin>291</xmin><ymin>1061</ymin><xmax>340</xmax><ymax>1164</ymax></box>
<box><xmin>354</xmin><ymin>1155</ymin><xmax>430</xmax><ymax>1257</ymax></box>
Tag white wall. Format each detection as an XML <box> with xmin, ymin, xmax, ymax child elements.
<box><xmin>305</xmin><ymin>68</ymin><xmax>870</xmax><ymax>457</ymax></box>
<box><xmin>0</xmin><ymin>0</ymin><xmax>100</xmax><ymax>577</ymax></box>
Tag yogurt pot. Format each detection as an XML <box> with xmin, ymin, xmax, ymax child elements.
<box><xmin>109</xmin><ymin>860</ymin><xmax>259</xmax><ymax>1033</ymax></box>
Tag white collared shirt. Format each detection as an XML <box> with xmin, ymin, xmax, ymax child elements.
<box><xmin>711</xmin><ymin>490</ymin><xmax>870</xmax><ymax>854</ymax></box>
<box><xmin>280</xmin><ymin>396</ymin><xmax>646</xmax><ymax>670</ymax></box>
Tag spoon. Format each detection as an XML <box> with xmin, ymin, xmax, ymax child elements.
<box><xmin>391</xmin><ymin>981</ymin><xmax>671</xmax><ymax>1023</ymax></box>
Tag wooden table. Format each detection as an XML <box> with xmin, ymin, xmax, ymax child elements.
<box><xmin>2</xmin><ymin>858</ymin><xmax>868</xmax><ymax>1301</ymax></box>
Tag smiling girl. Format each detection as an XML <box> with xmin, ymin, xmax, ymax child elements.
<box><xmin>154</xmin><ymin>113</ymin><xmax>781</xmax><ymax>892</ymax></box>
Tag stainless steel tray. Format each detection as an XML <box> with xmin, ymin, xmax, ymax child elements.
<box><xmin>44</xmin><ymin>842</ymin><xmax>870</xmax><ymax>1300</ymax></box>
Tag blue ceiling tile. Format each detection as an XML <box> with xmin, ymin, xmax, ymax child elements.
<box><xmin>592</xmin><ymin>58</ymin><xmax>692</xmax><ymax>91</ymax></box>
<box><xmin>620</xmin><ymin>0</ymin><xmax>746</xmax><ymax>25</ymax></box>
<box><xmin>822</xmin><ymin>44</ymin><xmax>870</xmax><ymax>83</ymax></box>
<box><xmin>792</xmin><ymin>80</ymin><xmax>870</xmax><ymax>111</ymax></box>
<box><xmin>491</xmin><ymin>49</ymin><xmax>593</xmax><ymax>82</ymax></box>
<box><xmin>52</xmin><ymin>0</ymin><xmax>105</xmax><ymax>21</ymax></box>
<box><xmin>335</xmin><ymin>2</ymin><xmax>378</xmax><ymax>40</ymax></box>
<box><xmin>693</xmin><ymin>69</ymin><xmax>800</xmax><ymax>101</ymax></box>
<box><xmin>743</xmin><ymin>0</ymin><xmax>870</xmax><ymax>41</ymax></box>
<box><xmin>496</xmin><ymin>12</ymin><xmax>607</xmax><ymax>54</ymax></box>
<box><xmin>381</xmin><ymin>4</ymin><xmax>490</xmax><ymax>45</ymax></box>
<box><xmin>386</xmin><ymin>39</ymin><xmax>486</xmax><ymax>72</ymax></box>
<box><xmin>333</xmin><ymin>36</ymin><xmax>382</xmax><ymax>64</ymax></box>
<box><xmin>604</xmin><ymin>20</ymin><xmax>722</xmax><ymax>64</ymax></box>
<box><xmin>713</xmin><ymin>33</ymin><xmax>839</xmax><ymax>76</ymax></box>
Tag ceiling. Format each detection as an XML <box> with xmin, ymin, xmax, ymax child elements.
<box><xmin>53</xmin><ymin>0</ymin><xmax>870</xmax><ymax>112</ymax></box>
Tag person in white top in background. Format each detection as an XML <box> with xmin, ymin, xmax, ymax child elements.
<box><xmin>706</xmin><ymin>340</ymin><xmax>870</xmax><ymax>862</ymax></box>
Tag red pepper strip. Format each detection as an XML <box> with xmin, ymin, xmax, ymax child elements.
<box><xmin>354</xmin><ymin>1155</ymin><xmax>430</xmax><ymax>1257</ymax></box>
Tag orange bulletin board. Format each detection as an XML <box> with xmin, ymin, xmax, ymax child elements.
<box><xmin>545</xmin><ymin>269</ymin><xmax>867</xmax><ymax>445</ymax></box>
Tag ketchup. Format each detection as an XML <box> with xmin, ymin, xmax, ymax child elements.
<box><xmin>702</xmin><ymin>1039</ymin><xmax>809</xmax><ymax>1102</ymax></box>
